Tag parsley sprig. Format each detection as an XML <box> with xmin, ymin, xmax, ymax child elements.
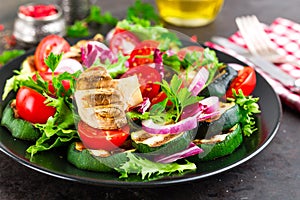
<box><xmin>66</xmin><ymin>0</ymin><xmax>160</xmax><ymax>38</ymax></box>
<box><xmin>44</xmin><ymin>52</ymin><xmax>62</xmax><ymax>72</ymax></box>
<box><xmin>158</xmin><ymin>75</ymin><xmax>201</xmax><ymax>122</ymax></box>
<box><xmin>128</xmin><ymin>74</ymin><xmax>201</xmax><ymax>124</ymax></box>
<box><xmin>66</xmin><ymin>5</ymin><xmax>118</xmax><ymax>37</ymax></box>
<box><xmin>126</xmin><ymin>0</ymin><xmax>160</xmax><ymax>25</ymax></box>
<box><xmin>227</xmin><ymin>89</ymin><xmax>261</xmax><ymax>136</ymax></box>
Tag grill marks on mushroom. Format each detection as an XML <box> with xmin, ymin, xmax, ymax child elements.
<box><xmin>75</xmin><ymin>66</ymin><xmax>127</xmax><ymax>130</ymax></box>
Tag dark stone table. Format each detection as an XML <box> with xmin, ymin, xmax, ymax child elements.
<box><xmin>1</xmin><ymin>0</ymin><xmax>299</xmax><ymax>199</ymax></box>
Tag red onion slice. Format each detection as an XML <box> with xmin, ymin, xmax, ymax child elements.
<box><xmin>188</xmin><ymin>67</ymin><xmax>209</xmax><ymax>96</ymax></box>
<box><xmin>154</xmin><ymin>143</ymin><xmax>203</xmax><ymax>163</ymax></box>
<box><xmin>142</xmin><ymin>116</ymin><xmax>198</xmax><ymax>134</ymax></box>
<box><xmin>181</xmin><ymin>96</ymin><xmax>219</xmax><ymax>120</ymax></box>
<box><xmin>51</xmin><ymin>58</ymin><xmax>83</xmax><ymax>73</ymax></box>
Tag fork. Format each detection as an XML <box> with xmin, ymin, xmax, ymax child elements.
<box><xmin>235</xmin><ymin>15</ymin><xmax>300</xmax><ymax>67</ymax></box>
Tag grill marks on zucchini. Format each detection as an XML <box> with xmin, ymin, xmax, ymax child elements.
<box><xmin>131</xmin><ymin>129</ymin><xmax>195</xmax><ymax>157</ymax></box>
<box><xmin>192</xmin><ymin>124</ymin><xmax>243</xmax><ymax>161</ymax></box>
<box><xmin>200</xmin><ymin>65</ymin><xmax>238</xmax><ymax>97</ymax></box>
<box><xmin>197</xmin><ymin>102</ymin><xmax>241</xmax><ymax>139</ymax></box>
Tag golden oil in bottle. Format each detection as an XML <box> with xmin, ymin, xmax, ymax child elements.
<box><xmin>156</xmin><ymin>0</ymin><xmax>224</xmax><ymax>27</ymax></box>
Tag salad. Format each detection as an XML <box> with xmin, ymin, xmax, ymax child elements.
<box><xmin>0</xmin><ymin>18</ymin><xmax>260</xmax><ymax>180</ymax></box>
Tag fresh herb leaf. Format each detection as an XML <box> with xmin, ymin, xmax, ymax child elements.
<box><xmin>85</xmin><ymin>5</ymin><xmax>118</xmax><ymax>25</ymax></box>
<box><xmin>44</xmin><ymin>52</ymin><xmax>63</xmax><ymax>72</ymax></box>
<box><xmin>126</xmin><ymin>0</ymin><xmax>160</xmax><ymax>25</ymax></box>
<box><xmin>158</xmin><ymin>74</ymin><xmax>201</xmax><ymax>122</ymax></box>
<box><xmin>0</xmin><ymin>49</ymin><xmax>25</xmax><ymax>66</ymax></box>
<box><xmin>115</xmin><ymin>152</ymin><xmax>196</xmax><ymax>180</ymax></box>
<box><xmin>66</xmin><ymin>21</ymin><xmax>89</xmax><ymax>38</ymax></box>
<box><xmin>227</xmin><ymin>89</ymin><xmax>261</xmax><ymax>136</ymax></box>
<box><xmin>66</xmin><ymin>5</ymin><xmax>118</xmax><ymax>38</ymax></box>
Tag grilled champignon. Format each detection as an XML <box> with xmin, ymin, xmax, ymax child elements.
<box><xmin>75</xmin><ymin>66</ymin><xmax>143</xmax><ymax>130</ymax></box>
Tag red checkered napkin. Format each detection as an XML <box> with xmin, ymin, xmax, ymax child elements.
<box><xmin>205</xmin><ymin>17</ymin><xmax>300</xmax><ymax>112</ymax></box>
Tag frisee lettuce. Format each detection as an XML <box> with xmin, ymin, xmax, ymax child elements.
<box><xmin>227</xmin><ymin>89</ymin><xmax>261</xmax><ymax>136</ymax></box>
<box><xmin>114</xmin><ymin>152</ymin><xmax>196</xmax><ymax>180</ymax></box>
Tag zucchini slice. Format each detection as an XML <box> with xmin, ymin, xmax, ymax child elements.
<box><xmin>131</xmin><ymin>128</ymin><xmax>196</xmax><ymax>156</ymax></box>
<box><xmin>1</xmin><ymin>100</ymin><xmax>40</xmax><ymax>141</ymax></box>
<box><xmin>199</xmin><ymin>65</ymin><xmax>237</xmax><ymax>98</ymax></box>
<box><xmin>192</xmin><ymin>124</ymin><xmax>243</xmax><ymax>161</ymax></box>
<box><xmin>67</xmin><ymin>142</ymin><xmax>134</xmax><ymax>172</ymax></box>
<box><xmin>197</xmin><ymin>102</ymin><xmax>241</xmax><ymax>139</ymax></box>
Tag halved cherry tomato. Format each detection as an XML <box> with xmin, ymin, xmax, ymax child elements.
<box><xmin>120</xmin><ymin>65</ymin><xmax>161</xmax><ymax>100</ymax></box>
<box><xmin>177</xmin><ymin>46</ymin><xmax>204</xmax><ymax>60</ymax></box>
<box><xmin>113</xmin><ymin>27</ymin><xmax>126</xmax><ymax>35</ymax></box>
<box><xmin>77</xmin><ymin>120</ymin><xmax>129</xmax><ymax>151</ymax></box>
<box><xmin>16</xmin><ymin>86</ymin><xmax>56</xmax><ymax>124</ymax></box>
<box><xmin>226</xmin><ymin>66</ymin><xmax>256</xmax><ymax>98</ymax></box>
<box><xmin>109</xmin><ymin>30</ymin><xmax>140</xmax><ymax>56</ymax></box>
<box><xmin>32</xmin><ymin>72</ymin><xmax>70</xmax><ymax>94</ymax></box>
<box><xmin>127</xmin><ymin>40</ymin><xmax>159</xmax><ymax>68</ymax></box>
<box><xmin>151</xmin><ymin>91</ymin><xmax>167</xmax><ymax>105</ymax></box>
<box><xmin>34</xmin><ymin>35</ymin><xmax>70</xmax><ymax>72</ymax></box>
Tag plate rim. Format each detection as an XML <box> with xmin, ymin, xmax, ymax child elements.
<box><xmin>0</xmin><ymin>47</ymin><xmax>282</xmax><ymax>187</ymax></box>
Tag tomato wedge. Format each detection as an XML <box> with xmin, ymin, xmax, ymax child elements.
<box><xmin>109</xmin><ymin>30</ymin><xmax>140</xmax><ymax>56</ymax></box>
<box><xmin>127</xmin><ymin>40</ymin><xmax>159</xmax><ymax>68</ymax></box>
<box><xmin>32</xmin><ymin>72</ymin><xmax>71</xmax><ymax>94</ymax></box>
<box><xmin>77</xmin><ymin>120</ymin><xmax>129</xmax><ymax>151</ymax></box>
<box><xmin>34</xmin><ymin>35</ymin><xmax>71</xmax><ymax>72</ymax></box>
<box><xmin>16</xmin><ymin>86</ymin><xmax>56</xmax><ymax>124</ymax></box>
<box><xmin>121</xmin><ymin>65</ymin><xmax>161</xmax><ymax>100</ymax></box>
<box><xmin>226</xmin><ymin>66</ymin><xmax>256</xmax><ymax>98</ymax></box>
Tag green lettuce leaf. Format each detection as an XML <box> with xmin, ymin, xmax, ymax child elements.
<box><xmin>114</xmin><ymin>152</ymin><xmax>196</xmax><ymax>180</ymax></box>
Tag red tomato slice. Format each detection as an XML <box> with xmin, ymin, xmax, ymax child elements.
<box><xmin>120</xmin><ymin>65</ymin><xmax>161</xmax><ymax>100</ymax></box>
<box><xmin>32</xmin><ymin>72</ymin><xmax>70</xmax><ymax>94</ymax></box>
<box><xmin>109</xmin><ymin>30</ymin><xmax>140</xmax><ymax>56</ymax></box>
<box><xmin>127</xmin><ymin>40</ymin><xmax>159</xmax><ymax>68</ymax></box>
<box><xmin>226</xmin><ymin>66</ymin><xmax>257</xmax><ymax>98</ymax></box>
<box><xmin>77</xmin><ymin>120</ymin><xmax>129</xmax><ymax>151</ymax></box>
<box><xmin>16</xmin><ymin>86</ymin><xmax>56</xmax><ymax>124</ymax></box>
<box><xmin>177</xmin><ymin>46</ymin><xmax>204</xmax><ymax>60</ymax></box>
<box><xmin>34</xmin><ymin>35</ymin><xmax>71</xmax><ymax>72</ymax></box>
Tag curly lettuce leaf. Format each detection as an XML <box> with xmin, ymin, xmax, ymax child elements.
<box><xmin>227</xmin><ymin>89</ymin><xmax>261</xmax><ymax>136</ymax></box>
<box><xmin>114</xmin><ymin>152</ymin><xmax>196</xmax><ymax>180</ymax></box>
<box><xmin>27</xmin><ymin>96</ymin><xmax>78</xmax><ymax>157</ymax></box>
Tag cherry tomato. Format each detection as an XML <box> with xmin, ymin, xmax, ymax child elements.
<box><xmin>127</xmin><ymin>40</ymin><xmax>159</xmax><ymax>68</ymax></box>
<box><xmin>177</xmin><ymin>46</ymin><xmax>204</xmax><ymax>60</ymax></box>
<box><xmin>77</xmin><ymin>120</ymin><xmax>129</xmax><ymax>151</ymax></box>
<box><xmin>32</xmin><ymin>72</ymin><xmax>70</xmax><ymax>94</ymax></box>
<box><xmin>16</xmin><ymin>86</ymin><xmax>56</xmax><ymax>124</ymax></box>
<box><xmin>109</xmin><ymin>30</ymin><xmax>140</xmax><ymax>56</ymax></box>
<box><xmin>151</xmin><ymin>91</ymin><xmax>167</xmax><ymax>105</ymax></box>
<box><xmin>121</xmin><ymin>65</ymin><xmax>161</xmax><ymax>100</ymax></box>
<box><xmin>113</xmin><ymin>27</ymin><xmax>126</xmax><ymax>35</ymax></box>
<box><xmin>226</xmin><ymin>66</ymin><xmax>257</xmax><ymax>98</ymax></box>
<box><xmin>34</xmin><ymin>35</ymin><xmax>70</xmax><ymax>72</ymax></box>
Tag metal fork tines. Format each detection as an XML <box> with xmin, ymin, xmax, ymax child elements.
<box><xmin>235</xmin><ymin>15</ymin><xmax>300</xmax><ymax>67</ymax></box>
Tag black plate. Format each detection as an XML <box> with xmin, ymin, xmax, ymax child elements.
<box><xmin>0</xmin><ymin>49</ymin><xmax>282</xmax><ymax>187</ymax></box>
